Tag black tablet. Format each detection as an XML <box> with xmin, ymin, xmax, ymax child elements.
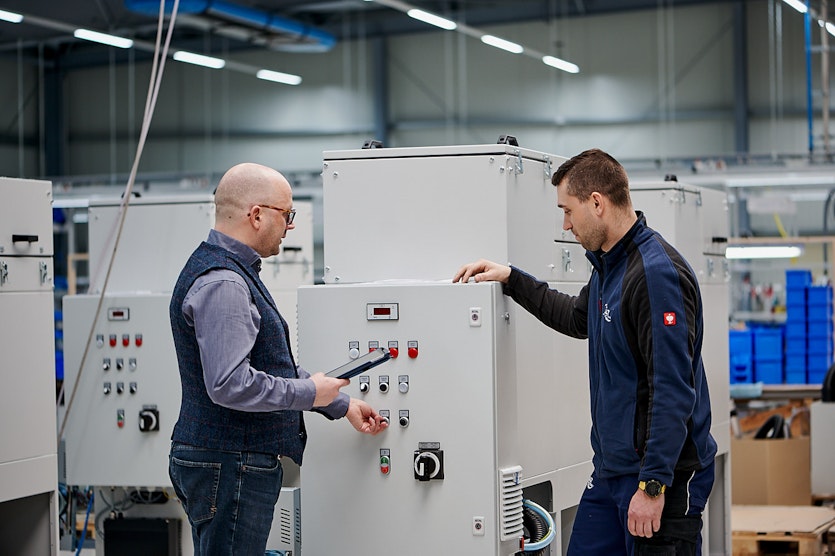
<box><xmin>325</xmin><ymin>347</ymin><xmax>392</xmax><ymax>379</ymax></box>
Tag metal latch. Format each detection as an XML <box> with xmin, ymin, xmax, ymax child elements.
<box><xmin>39</xmin><ymin>261</ymin><xmax>49</xmax><ymax>285</ymax></box>
<box><xmin>512</xmin><ymin>148</ymin><xmax>524</xmax><ymax>175</ymax></box>
<box><xmin>543</xmin><ymin>155</ymin><xmax>552</xmax><ymax>180</ymax></box>
<box><xmin>0</xmin><ymin>261</ymin><xmax>7</xmax><ymax>286</ymax></box>
<box><xmin>562</xmin><ymin>248</ymin><xmax>572</xmax><ymax>273</ymax></box>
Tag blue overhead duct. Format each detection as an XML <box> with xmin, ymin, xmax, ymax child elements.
<box><xmin>124</xmin><ymin>0</ymin><xmax>336</xmax><ymax>52</ymax></box>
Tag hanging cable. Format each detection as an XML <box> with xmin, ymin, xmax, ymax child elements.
<box><xmin>58</xmin><ymin>0</ymin><xmax>181</xmax><ymax>441</ymax></box>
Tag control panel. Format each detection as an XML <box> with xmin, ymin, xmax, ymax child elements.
<box><xmin>299</xmin><ymin>281</ymin><xmax>529</xmax><ymax>555</ymax></box>
<box><xmin>62</xmin><ymin>293</ymin><xmax>180</xmax><ymax>486</ymax></box>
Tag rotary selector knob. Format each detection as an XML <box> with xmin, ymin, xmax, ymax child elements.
<box><xmin>138</xmin><ymin>408</ymin><xmax>160</xmax><ymax>432</ymax></box>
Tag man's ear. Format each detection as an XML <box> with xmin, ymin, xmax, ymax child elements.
<box><xmin>590</xmin><ymin>192</ymin><xmax>604</xmax><ymax>213</ymax></box>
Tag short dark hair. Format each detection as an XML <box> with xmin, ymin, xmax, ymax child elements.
<box><xmin>551</xmin><ymin>148</ymin><xmax>631</xmax><ymax>208</ymax></box>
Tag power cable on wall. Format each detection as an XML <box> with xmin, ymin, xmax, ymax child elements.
<box><xmin>58</xmin><ymin>0</ymin><xmax>181</xmax><ymax>441</ymax></box>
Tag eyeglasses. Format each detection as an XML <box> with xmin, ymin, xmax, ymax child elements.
<box><xmin>257</xmin><ymin>204</ymin><xmax>296</xmax><ymax>225</ymax></box>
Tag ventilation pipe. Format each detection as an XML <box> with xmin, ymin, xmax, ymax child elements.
<box><xmin>124</xmin><ymin>0</ymin><xmax>336</xmax><ymax>52</ymax></box>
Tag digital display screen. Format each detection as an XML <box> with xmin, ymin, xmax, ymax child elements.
<box><xmin>367</xmin><ymin>303</ymin><xmax>399</xmax><ymax>320</ymax></box>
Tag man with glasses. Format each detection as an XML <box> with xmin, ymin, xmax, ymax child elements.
<box><xmin>454</xmin><ymin>149</ymin><xmax>716</xmax><ymax>555</ymax></box>
<box><xmin>168</xmin><ymin>162</ymin><xmax>388</xmax><ymax>555</ymax></box>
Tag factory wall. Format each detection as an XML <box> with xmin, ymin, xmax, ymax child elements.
<box><xmin>0</xmin><ymin>57</ymin><xmax>40</xmax><ymax>177</ymax></box>
<box><xmin>0</xmin><ymin>1</ymin><xmax>830</xmax><ymax>179</ymax></box>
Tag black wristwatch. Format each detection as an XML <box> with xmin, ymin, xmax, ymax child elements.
<box><xmin>638</xmin><ymin>479</ymin><xmax>666</xmax><ymax>498</ymax></box>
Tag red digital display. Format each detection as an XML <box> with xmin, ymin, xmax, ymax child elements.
<box><xmin>373</xmin><ymin>307</ymin><xmax>391</xmax><ymax>316</ymax></box>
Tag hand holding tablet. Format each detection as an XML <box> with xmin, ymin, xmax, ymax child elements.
<box><xmin>325</xmin><ymin>347</ymin><xmax>392</xmax><ymax>379</ymax></box>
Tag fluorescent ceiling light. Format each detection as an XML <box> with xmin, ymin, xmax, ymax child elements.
<box><xmin>543</xmin><ymin>55</ymin><xmax>580</xmax><ymax>74</ymax></box>
<box><xmin>74</xmin><ymin>28</ymin><xmax>134</xmax><ymax>49</ymax></box>
<box><xmin>407</xmin><ymin>8</ymin><xmax>457</xmax><ymax>30</ymax></box>
<box><xmin>173</xmin><ymin>50</ymin><xmax>226</xmax><ymax>69</ymax></box>
<box><xmin>0</xmin><ymin>9</ymin><xmax>23</xmax><ymax>23</ymax></box>
<box><xmin>782</xmin><ymin>0</ymin><xmax>808</xmax><ymax>14</ymax></box>
<box><xmin>481</xmin><ymin>34</ymin><xmax>523</xmax><ymax>54</ymax></box>
<box><xmin>725</xmin><ymin>245</ymin><xmax>804</xmax><ymax>259</ymax></box>
<box><xmin>256</xmin><ymin>69</ymin><xmax>302</xmax><ymax>86</ymax></box>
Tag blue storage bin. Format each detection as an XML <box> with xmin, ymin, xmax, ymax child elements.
<box><xmin>786</xmin><ymin>287</ymin><xmax>807</xmax><ymax>306</ymax></box>
<box><xmin>809</xmin><ymin>368</ymin><xmax>829</xmax><ymax>384</ymax></box>
<box><xmin>729</xmin><ymin>329</ymin><xmax>753</xmax><ymax>354</ymax></box>
<box><xmin>808</xmin><ymin>337</ymin><xmax>833</xmax><ymax>354</ymax></box>
<box><xmin>785</xmin><ymin>369</ymin><xmax>808</xmax><ymax>384</ymax></box>
<box><xmin>786</xmin><ymin>371</ymin><xmax>806</xmax><ymax>384</ymax></box>
<box><xmin>730</xmin><ymin>360</ymin><xmax>754</xmax><ymax>383</ymax></box>
<box><xmin>786</xmin><ymin>269</ymin><xmax>813</xmax><ymax>288</ymax></box>
<box><xmin>755</xmin><ymin>360</ymin><xmax>783</xmax><ymax>384</ymax></box>
<box><xmin>785</xmin><ymin>304</ymin><xmax>808</xmax><ymax>321</ymax></box>
<box><xmin>808</xmin><ymin>353</ymin><xmax>833</xmax><ymax>375</ymax></box>
<box><xmin>807</xmin><ymin>303</ymin><xmax>833</xmax><ymax>321</ymax></box>
<box><xmin>785</xmin><ymin>352</ymin><xmax>806</xmax><ymax>384</ymax></box>
<box><xmin>808</xmin><ymin>319</ymin><xmax>834</xmax><ymax>338</ymax></box>
<box><xmin>753</xmin><ymin>327</ymin><xmax>784</xmax><ymax>360</ymax></box>
<box><xmin>807</xmin><ymin>285</ymin><xmax>833</xmax><ymax>304</ymax></box>
<box><xmin>785</xmin><ymin>336</ymin><xmax>807</xmax><ymax>355</ymax></box>
<box><xmin>785</xmin><ymin>321</ymin><xmax>807</xmax><ymax>338</ymax></box>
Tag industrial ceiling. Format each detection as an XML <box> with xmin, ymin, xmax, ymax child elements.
<box><xmin>0</xmin><ymin>0</ymin><xmax>732</xmax><ymax>68</ymax></box>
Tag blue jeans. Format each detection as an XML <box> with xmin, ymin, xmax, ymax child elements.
<box><xmin>169</xmin><ymin>442</ymin><xmax>284</xmax><ymax>556</ymax></box>
<box><xmin>568</xmin><ymin>462</ymin><xmax>715</xmax><ymax>556</ymax></box>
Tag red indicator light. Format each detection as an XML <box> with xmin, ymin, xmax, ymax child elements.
<box><xmin>135</xmin><ymin>334</ymin><xmax>143</xmax><ymax>347</ymax></box>
<box><xmin>389</xmin><ymin>347</ymin><xmax>399</xmax><ymax>358</ymax></box>
<box><xmin>109</xmin><ymin>335</ymin><xmax>117</xmax><ymax>347</ymax></box>
<box><xmin>408</xmin><ymin>347</ymin><xmax>418</xmax><ymax>359</ymax></box>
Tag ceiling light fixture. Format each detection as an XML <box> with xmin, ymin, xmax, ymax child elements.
<box><xmin>480</xmin><ymin>34</ymin><xmax>524</xmax><ymax>54</ymax></box>
<box><xmin>543</xmin><ymin>55</ymin><xmax>580</xmax><ymax>74</ymax></box>
<box><xmin>0</xmin><ymin>8</ymin><xmax>23</xmax><ymax>23</ymax></box>
<box><xmin>364</xmin><ymin>0</ymin><xmax>580</xmax><ymax>74</ymax></box>
<box><xmin>725</xmin><ymin>245</ymin><xmax>805</xmax><ymax>260</ymax></box>
<box><xmin>74</xmin><ymin>28</ymin><xmax>134</xmax><ymax>49</ymax></box>
<box><xmin>406</xmin><ymin>8</ymin><xmax>457</xmax><ymax>31</ymax></box>
<box><xmin>256</xmin><ymin>69</ymin><xmax>302</xmax><ymax>85</ymax></box>
<box><xmin>782</xmin><ymin>0</ymin><xmax>808</xmax><ymax>14</ymax></box>
<box><xmin>173</xmin><ymin>50</ymin><xmax>226</xmax><ymax>69</ymax></box>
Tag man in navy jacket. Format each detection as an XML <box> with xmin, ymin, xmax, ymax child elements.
<box><xmin>454</xmin><ymin>149</ymin><xmax>716</xmax><ymax>555</ymax></box>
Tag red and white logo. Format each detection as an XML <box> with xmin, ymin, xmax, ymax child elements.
<box><xmin>663</xmin><ymin>312</ymin><xmax>676</xmax><ymax>326</ymax></box>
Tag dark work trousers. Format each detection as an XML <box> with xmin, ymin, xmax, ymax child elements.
<box><xmin>567</xmin><ymin>461</ymin><xmax>715</xmax><ymax>555</ymax></box>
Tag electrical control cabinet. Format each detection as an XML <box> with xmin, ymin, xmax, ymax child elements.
<box><xmin>0</xmin><ymin>177</ymin><xmax>58</xmax><ymax>556</ymax></box>
<box><xmin>300</xmin><ymin>282</ymin><xmax>530</xmax><ymax>555</ymax></box>
<box><xmin>321</xmin><ymin>144</ymin><xmax>574</xmax><ymax>284</ymax></box>
<box><xmin>86</xmin><ymin>195</ymin><xmax>214</xmax><ymax>294</ymax></box>
<box><xmin>63</xmin><ymin>293</ymin><xmax>179</xmax><ymax>487</ymax></box>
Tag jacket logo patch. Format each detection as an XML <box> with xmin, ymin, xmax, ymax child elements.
<box><xmin>664</xmin><ymin>312</ymin><xmax>676</xmax><ymax>326</ymax></box>
<box><xmin>602</xmin><ymin>303</ymin><xmax>612</xmax><ymax>323</ymax></box>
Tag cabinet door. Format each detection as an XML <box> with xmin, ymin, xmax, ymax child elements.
<box><xmin>0</xmin><ymin>291</ymin><xmax>56</xmax><ymax>466</ymax></box>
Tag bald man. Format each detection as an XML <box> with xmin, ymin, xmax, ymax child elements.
<box><xmin>168</xmin><ymin>163</ymin><xmax>387</xmax><ymax>556</ymax></box>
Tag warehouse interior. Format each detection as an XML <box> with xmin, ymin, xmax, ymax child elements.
<box><xmin>1</xmin><ymin>0</ymin><xmax>835</xmax><ymax>554</ymax></box>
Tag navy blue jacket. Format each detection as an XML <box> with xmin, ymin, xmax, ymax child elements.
<box><xmin>505</xmin><ymin>213</ymin><xmax>717</xmax><ymax>486</ymax></box>
<box><xmin>169</xmin><ymin>242</ymin><xmax>308</xmax><ymax>464</ymax></box>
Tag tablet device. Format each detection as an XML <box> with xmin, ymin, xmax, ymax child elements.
<box><xmin>325</xmin><ymin>347</ymin><xmax>392</xmax><ymax>380</ymax></box>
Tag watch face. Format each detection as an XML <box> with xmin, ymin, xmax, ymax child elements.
<box><xmin>644</xmin><ymin>480</ymin><xmax>663</xmax><ymax>497</ymax></box>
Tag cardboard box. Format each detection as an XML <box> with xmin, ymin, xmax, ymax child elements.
<box><xmin>731</xmin><ymin>436</ymin><xmax>811</xmax><ymax>506</ymax></box>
